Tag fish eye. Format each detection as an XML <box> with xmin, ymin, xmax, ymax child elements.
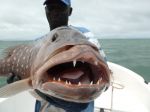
<box><xmin>52</xmin><ymin>33</ymin><xmax>58</xmax><ymax>42</ymax></box>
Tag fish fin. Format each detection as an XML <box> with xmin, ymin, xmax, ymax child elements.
<box><xmin>1</xmin><ymin>43</ymin><xmax>29</xmax><ymax>59</ymax></box>
<box><xmin>0</xmin><ymin>44</ymin><xmax>27</xmax><ymax>75</ymax></box>
<box><xmin>0</xmin><ymin>78</ymin><xmax>32</xmax><ymax>98</ymax></box>
<box><xmin>0</xmin><ymin>46</ymin><xmax>21</xmax><ymax>74</ymax></box>
<box><xmin>2</xmin><ymin>45</ymin><xmax>21</xmax><ymax>58</ymax></box>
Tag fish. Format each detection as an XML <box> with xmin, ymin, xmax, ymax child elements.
<box><xmin>0</xmin><ymin>26</ymin><xmax>111</xmax><ymax>103</ymax></box>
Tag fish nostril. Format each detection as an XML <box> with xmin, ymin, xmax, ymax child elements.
<box><xmin>52</xmin><ymin>33</ymin><xmax>58</xmax><ymax>42</ymax></box>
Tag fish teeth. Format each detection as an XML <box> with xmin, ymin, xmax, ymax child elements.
<box><xmin>53</xmin><ymin>77</ymin><xmax>56</xmax><ymax>81</ymax></box>
<box><xmin>97</xmin><ymin>77</ymin><xmax>102</xmax><ymax>85</ymax></box>
<box><xmin>58</xmin><ymin>78</ymin><xmax>61</xmax><ymax>82</ymax></box>
<box><xmin>96</xmin><ymin>80</ymin><xmax>100</xmax><ymax>85</ymax></box>
<box><xmin>69</xmin><ymin>81</ymin><xmax>72</xmax><ymax>85</ymax></box>
<box><xmin>90</xmin><ymin>81</ymin><xmax>93</xmax><ymax>85</ymax></box>
<box><xmin>94</xmin><ymin>61</ymin><xmax>98</xmax><ymax>65</ymax></box>
<box><xmin>78</xmin><ymin>82</ymin><xmax>81</xmax><ymax>86</ymax></box>
<box><xmin>73</xmin><ymin>60</ymin><xmax>76</xmax><ymax>67</ymax></box>
<box><xmin>82</xmin><ymin>61</ymin><xmax>85</xmax><ymax>63</ymax></box>
<box><xmin>65</xmin><ymin>80</ymin><xmax>68</xmax><ymax>85</ymax></box>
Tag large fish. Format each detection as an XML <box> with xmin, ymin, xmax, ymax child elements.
<box><xmin>0</xmin><ymin>27</ymin><xmax>111</xmax><ymax>103</ymax></box>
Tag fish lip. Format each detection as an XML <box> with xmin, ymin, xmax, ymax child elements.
<box><xmin>39</xmin><ymin>82</ymin><xmax>107</xmax><ymax>103</ymax></box>
<box><xmin>33</xmin><ymin>45</ymin><xmax>110</xmax><ymax>102</ymax></box>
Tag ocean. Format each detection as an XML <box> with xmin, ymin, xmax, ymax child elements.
<box><xmin>0</xmin><ymin>39</ymin><xmax>150</xmax><ymax>86</ymax></box>
<box><xmin>100</xmin><ymin>39</ymin><xmax>150</xmax><ymax>82</ymax></box>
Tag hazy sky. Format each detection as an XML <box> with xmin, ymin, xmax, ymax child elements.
<box><xmin>0</xmin><ymin>0</ymin><xmax>150</xmax><ymax>40</ymax></box>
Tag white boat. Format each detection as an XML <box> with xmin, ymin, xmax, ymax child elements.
<box><xmin>0</xmin><ymin>62</ymin><xmax>150</xmax><ymax>112</ymax></box>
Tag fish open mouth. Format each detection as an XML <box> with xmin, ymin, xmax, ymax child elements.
<box><xmin>34</xmin><ymin>45</ymin><xmax>110</xmax><ymax>103</ymax></box>
<box><xmin>47</xmin><ymin>61</ymin><xmax>103</xmax><ymax>85</ymax></box>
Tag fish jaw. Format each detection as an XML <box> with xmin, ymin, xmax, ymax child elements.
<box><xmin>39</xmin><ymin>80</ymin><xmax>107</xmax><ymax>103</ymax></box>
<box><xmin>31</xmin><ymin>45</ymin><xmax>110</xmax><ymax>103</ymax></box>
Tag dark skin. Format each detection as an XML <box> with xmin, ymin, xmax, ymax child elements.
<box><xmin>45</xmin><ymin>1</ymin><xmax>72</xmax><ymax>30</ymax></box>
<box><xmin>36</xmin><ymin>3</ymin><xmax>94</xmax><ymax>111</ymax></box>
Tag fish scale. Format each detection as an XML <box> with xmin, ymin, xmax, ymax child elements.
<box><xmin>0</xmin><ymin>27</ymin><xmax>110</xmax><ymax>105</ymax></box>
<box><xmin>0</xmin><ymin>45</ymin><xmax>39</xmax><ymax>78</ymax></box>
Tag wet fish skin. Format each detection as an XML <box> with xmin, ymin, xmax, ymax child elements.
<box><xmin>0</xmin><ymin>27</ymin><xmax>97</xmax><ymax>78</ymax></box>
<box><xmin>0</xmin><ymin>44</ymin><xmax>38</xmax><ymax>79</ymax></box>
<box><xmin>0</xmin><ymin>27</ymin><xmax>110</xmax><ymax>103</ymax></box>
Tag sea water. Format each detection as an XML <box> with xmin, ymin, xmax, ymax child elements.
<box><xmin>0</xmin><ymin>39</ymin><xmax>150</xmax><ymax>86</ymax></box>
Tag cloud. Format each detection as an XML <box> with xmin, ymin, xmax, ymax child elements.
<box><xmin>71</xmin><ymin>0</ymin><xmax>150</xmax><ymax>38</ymax></box>
<box><xmin>0</xmin><ymin>0</ymin><xmax>150</xmax><ymax>40</ymax></box>
<box><xmin>0</xmin><ymin>0</ymin><xmax>49</xmax><ymax>40</ymax></box>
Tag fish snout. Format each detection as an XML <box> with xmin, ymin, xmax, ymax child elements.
<box><xmin>31</xmin><ymin>27</ymin><xmax>110</xmax><ymax>102</ymax></box>
<box><xmin>32</xmin><ymin>44</ymin><xmax>110</xmax><ymax>103</ymax></box>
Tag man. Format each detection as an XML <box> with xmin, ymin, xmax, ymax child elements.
<box><xmin>35</xmin><ymin>0</ymin><xmax>108</xmax><ymax>112</ymax></box>
<box><xmin>44</xmin><ymin>0</ymin><xmax>72</xmax><ymax>30</ymax></box>
<box><xmin>43</xmin><ymin>0</ymin><xmax>104</xmax><ymax>55</ymax></box>
<box><xmin>7</xmin><ymin>0</ymin><xmax>107</xmax><ymax>111</ymax></box>
<box><xmin>34</xmin><ymin>0</ymin><xmax>98</xmax><ymax>112</ymax></box>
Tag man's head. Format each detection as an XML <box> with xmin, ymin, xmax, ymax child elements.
<box><xmin>44</xmin><ymin>0</ymin><xmax>72</xmax><ymax>30</ymax></box>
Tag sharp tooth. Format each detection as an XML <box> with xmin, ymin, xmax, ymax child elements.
<box><xmin>90</xmin><ymin>81</ymin><xmax>93</xmax><ymax>85</ymax></box>
<box><xmin>94</xmin><ymin>61</ymin><xmax>98</xmax><ymax>65</ymax></box>
<box><xmin>73</xmin><ymin>60</ymin><xmax>76</xmax><ymax>67</ymax></box>
<box><xmin>97</xmin><ymin>80</ymin><xmax>100</xmax><ymax>85</ymax></box>
<box><xmin>53</xmin><ymin>77</ymin><xmax>56</xmax><ymax>81</ymax></box>
<box><xmin>78</xmin><ymin>82</ymin><xmax>81</xmax><ymax>86</ymax></box>
<box><xmin>97</xmin><ymin>78</ymin><xmax>102</xmax><ymax>85</ymax></box>
<box><xmin>65</xmin><ymin>80</ymin><xmax>68</xmax><ymax>84</ymax></box>
<box><xmin>58</xmin><ymin>78</ymin><xmax>61</xmax><ymax>82</ymax></box>
<box><xmin>69</xmin><ymin>81</ymin><xmax>72</xmax><ymax>85</ymax></box>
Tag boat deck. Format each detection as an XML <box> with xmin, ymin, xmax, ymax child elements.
<box><xmin>0</xmin><ymin>62</ymin><xmax>150</xmax><ymax>112</ymax></box>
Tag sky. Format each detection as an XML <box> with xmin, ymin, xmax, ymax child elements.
<box><xmin>0</xmin><ymin>0</ymin><xmax>150</xmax><ymax>40</ymax></box>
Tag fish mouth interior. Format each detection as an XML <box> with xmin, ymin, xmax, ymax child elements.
<box><xmin>35</xmin><ymin>45</ymin><xmax>110</xmax><ymax>102</ymax></box>
<box><xmin>45</xmin><ymin>60</ymin><xmax>108</xmax><ymax>86</ymax></box>
<box><xmin>48</xmin><ymin>61</ymin><xmax>93</xmax><ymax>84</ymax></box>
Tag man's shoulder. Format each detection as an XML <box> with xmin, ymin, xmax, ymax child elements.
<box><xmin>69</xmin><ymin>26</ymin><xmax>101</xmax><ymax>48</ymax></box>
<box><xmin>69</xmin><ymin>26</ymin><xmax>94</xmax><ymax>38</ymax></box>
<box><xmin>71</xmin><ymin>26</ymin><xmax>90</xmax><ymax>33</ymax></box>
<box><xmin>70</xmin><ymin>26</ymin><xmax>107</xmax><ymax>61</ymax></box>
